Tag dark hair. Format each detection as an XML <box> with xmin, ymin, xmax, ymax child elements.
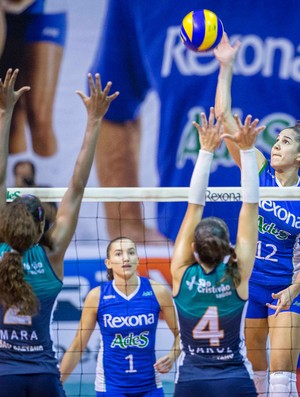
<box><xmin>194</xmin><ymin>217</ymin><xmax>241</xmax><ymax>288</ymax></box>
<box><xmin>106</xmin><ymin>236</ymin><xmax>136</xmax><ymax>281</ymax></box>
<box><xmin>13</xmin><ymin>160</ymin><xmax>36</xmax><ymax>180</ymax></box>
<box><xmin>0</xmin><ymin>195</ymin><xmax>45</xmax><ymax>315</ymax></box>
<box><xmin>281</xmin><ymin>123</ymin><xmax>300</xmax><ymax>151</ymax></box>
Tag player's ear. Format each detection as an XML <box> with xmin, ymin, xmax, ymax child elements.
<box><xmin>105</xmin><ymin>258</ymin><xmax>111</xmax><ymax>269</ymax></box>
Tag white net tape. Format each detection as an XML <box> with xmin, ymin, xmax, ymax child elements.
<box><xmin>6</xmin><ymin>186</ymin><xmax>300</xmax><ymax>202</ymax></box>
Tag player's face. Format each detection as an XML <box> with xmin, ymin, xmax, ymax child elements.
<box><xmin>271</xmin><ymin>129</ymin><xmax>300</xmax><ymax>171</ymax></box>
<box><xmin>106</xmin><ymin>239</ymin><xmax>139</xmax><ymax>280</ymax></box>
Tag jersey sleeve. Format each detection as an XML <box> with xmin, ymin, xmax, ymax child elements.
<box><xmin>89</xmin><ymin>0</ymin><xmax>151</xmax><ymax>122</ymax></box>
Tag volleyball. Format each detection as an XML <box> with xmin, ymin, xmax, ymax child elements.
<box><xmin>180</xmin><ymin>9</ymin><xmax>224</xmax><ymax>52</ymax></box>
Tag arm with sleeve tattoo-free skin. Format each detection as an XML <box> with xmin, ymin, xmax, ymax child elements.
<box><xmin>214</xmin><ymin>33</ymin><xmax>266</xmax><ymax>172</ymax></box>
<box><xmin>0</xmin><ymin>69</ymin><xmax>30</xmax><ymax>210</ymax></box>
<box><xmin>47</xmin><ymin>74</ymin><xmax>119</xmax><ymax>280</ymax></box>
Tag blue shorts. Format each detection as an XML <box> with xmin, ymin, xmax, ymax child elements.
<box><xmin>174</xmin><ymin>378</ymin><xmax>257</xmax><ymax>397</ymax></box>
<box><xmin>247</xmin><ymin>281</ymin><xmax>300</xmax><ymax>318</ymax></box>
<box><xmin>6</xmin><ymin>12</ymin><xmax>67</xmax><ymax>46</ymax></box>
<box><xmin>96</xmin><ymin>388</ymin><xmax>164</xmax><ymax>397</ymax></box>
<box><xmin>0</xmin><ymin>373</ymin><xmax>66</xmax><ymax>397</ymax></box>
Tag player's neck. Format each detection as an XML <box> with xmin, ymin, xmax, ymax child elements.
<box><xmin>275</xmin><ymin>169</ymin><xmax>299</xmax><ymax>187</ymax></box>
<box><xmin>113</xmin><ymin>274</ymin><xmax>139</xmax><ymax>296</ymax></box>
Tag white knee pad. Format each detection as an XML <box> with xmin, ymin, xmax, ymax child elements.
<box><xmin>254</xmin><ymin>370</ymin><xmax>269</xmax><ymax>396</ymax></box>
<box><xmin>270</xmin><ymin>371</ymin><xmax>298</xmax><ymax>396</ymax></box>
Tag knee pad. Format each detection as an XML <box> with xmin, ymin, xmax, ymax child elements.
<box><xmin>254</xmin><ymin>370</ymin><xmax>269</xmax><ymax>396</ymax></box>
<box><xmin>270</xmin><ymin>371</ymin><xmax>298</xmax><ymax>397</ymax></box>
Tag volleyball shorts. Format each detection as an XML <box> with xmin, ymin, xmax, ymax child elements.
<box><xmin>96</xmin><ymin>387</ymin><xmax>164</xmax><ymax>397</ymax></box>
<box><xmin>6</xmin><ymin>12</ymin><xmax>67</xmax><ymax>46</ymax></box>
<box><xmin>174</xmin><ymin>377</ymin><xmax>257</xmax><ymax>397</ymax></box>
<box><xmin>247</xmin><ymin>281</ymin><xmax>300</xmax><ymax>318</ymax></box>
<box><xmin>0</xmin><ymin>373</ymin><xmax>66</xmax><ymax>397</ymax></box>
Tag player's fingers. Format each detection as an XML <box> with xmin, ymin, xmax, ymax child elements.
<box><xmin>256</xmin><ymin>125</ymin><xmax>266</xmax><ymax>135</ymax></box>
<box><xmin>233</xmin><ymin>40</ymin><xmax>242</xmax><ymax>51</ymax></box>
<box><xmin>9</xmin><ymin>69</ymin><xmax>19</xmax><ymax>87</ymax></box>
<box><xmin>208</xmin><ymin>107</ymin><xmax>215</xmax><ymax>126</ymax></box>
<box><xmin>271</xmin><ymin>292</ymin><xmax>279</xmax><ymax>299</ymax></box>
<box><xmin>3</xmin><ymin>68</ymin><xmax>12</xmax><ymax>88</ymax></box>
<box><xmin>76</xmin><ymin>90</ymin><xmax>87</xmax><ymax>101</ymax></box>
<box><xmin>244</xmin><ymin>114</ymin><xmax>252</xmax><ymax>128</ymax></box>
<box><xmin>87</xmin><ymin>73</ymin><xmax>95</xmax><ymax>93</ymax></box>
<box><xmin>200</xmin><ymin>112</ymin><xmax>208</xmax><ymax>129</ymax></box>
<box><xmin>16</xmin><ymin>86</ymin><xmax>31</xmax><ymax>98</ymax></box>
<box><xmin>95</xmin><ymin>73</ymin><xmax>102</xmax><ymax>92</ymax></box>
<box><xmin>107</xmin><ymin>91</ymin><xmax>120</xmax><ymax>102</ymax></box>
<box><xmin>233</xmin><ymin>113</ymin><xmax>242</xmax><ymax>129</ymax></box>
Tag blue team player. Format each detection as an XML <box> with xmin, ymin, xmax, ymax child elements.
<box><xmin>171</xmin><ymin>108</ymin><xmax>263</xmax><ymax>396</ymax></box>
<box><xmin>90</xmin><ymin>0</ymin><xmax>300</xmax><ymax>246</ymax></box>
<box><xmin>215</xmin><ymin>33</ymin><xmax>300</xmax><ymax>396</ymax></box>
<box><xmin>60</xmin><ymin>237</ymin><xmax>180</xmax><ymax>397</ymax></box>
<box><xmin>0</xmin><ymin>0</ymin><xmax>68</xmax><ymax>156</ymax></box>
<box><xmin>0</xmin><ymin>69</ymin><xmax>119</xmax><ymax>397</ymax></box>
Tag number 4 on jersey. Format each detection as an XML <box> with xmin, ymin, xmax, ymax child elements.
<box><xmin>192</xmin><ymin>306</ymin><xmax>224</xmax><ymax>346</ymax></box>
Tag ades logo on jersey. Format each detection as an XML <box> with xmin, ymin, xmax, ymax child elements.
<box><xmin>111</xmin><ymin>331</ymin><xmax>150</xmax><ymax>349</ymax></box>
<box><xmin>259</xmin><ymin>200</ymin><xmax>300</xmax><ymax>240</ymax></box>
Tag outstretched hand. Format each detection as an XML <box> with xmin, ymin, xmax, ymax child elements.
<box><xmin>76</xmin><ymin>73</ymin><xmax>119</xmax><ymax>120</ymax></box>
<box><xmin>223</xmin><ymin>114</ymin><xmax>265</xmax><ymax>150</ymax></box>
<box><xmin>0</xmin><ymin>69</ymin><xmax>30</xmax><ymax>111</ymax></box>
<box><xmin>214</xmin><ymin>32</ymin><xmax>241</xmax><ymax>67</ymax></box>
<box><xmin>193</xmin><ymin>107</ymin><xmax>224</xmax><ymax>153</ymax></box>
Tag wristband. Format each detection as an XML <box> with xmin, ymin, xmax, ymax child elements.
<box><xmin>188</xmin><ymin>150</ymin><xmax>213</xmax><ymax>206</ymax></box>
<box><xmin>240</xmin><ymin>148</ymin><xmax>259</xmax><ymax>203</ymax></box>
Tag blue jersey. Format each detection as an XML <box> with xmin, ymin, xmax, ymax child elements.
<box><xmin>95</xmin><ymin>277</ymin><xmax>163</xmax><ymax>393</ymax></box>
<box><xmin>0</xmin><ymin>243</ymin><xmax>63</xmax><ymax>376</ymax></box>
<box><xmin>23</xmin><ymin>0</ymin><xmax>67</xmax><ymax>14</ymax></box>
<box><xmin>250</xmin><ymin>161</ymin><xmax>300</xmax><ymax>286</ymax></box>
<box><xmin>173</xmin><ymin>263</ymin><xmax>253</xmax><ymax>382</ymax></box>
<box><xmin>92</xmin><ymin>0</ymin><xmax>300</xmax><ymax>241</ymax></box>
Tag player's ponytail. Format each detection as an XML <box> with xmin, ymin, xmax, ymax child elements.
<box><xmin>224</xmin><ymin>245</ymin><xmax>241</xmax><ymax>288</ymax></box>
<box><xmin>0</xmin><ymin>202</ymin><xmax>40</xmax><ymax>315</ymax></box>
<box><xmin>194</xmin><ymin>217</ymin><xmax>230</xmax><ymax>268</ymax></box>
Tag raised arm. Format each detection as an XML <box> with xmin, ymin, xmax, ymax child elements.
<box><xmin>171</xmin><ymin>108</ymin><xmax>223</xmax><ymax>294</ymax></box>
<box><xmin>224</xmin><ymin>114</ymin><xmax>264</xmax><ymax>299</ymax></box>
<box><xmin>214</xmin><ymin>33</ymin><xmax>266</xmax><ymax>170</ymax></box>
<box><xmin>60</xmin><ymin>287</ymin><xmax>99</xmax><ymax>383</ymax></box>
<box><xmin>0</xmin><ymin>69</ymin><xmax>30</xmax><ymax>209</ymax></box>
<box><xmin>48</xmin><ymin>74</ymin><xmax>119</xmax><ymax>278</ymax></box>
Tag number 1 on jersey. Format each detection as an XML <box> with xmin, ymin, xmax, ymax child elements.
<box><xmin>125</xmin><ymin>354</ymin><xmax>137</xmax><ymax>373</ymax></box>
<box><xmin>192</xmin><ymin>306</ymin><xmax>224</xmax><ymax>346</ymax></box>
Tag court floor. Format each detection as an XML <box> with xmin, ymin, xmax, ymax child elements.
<box><xmin>64</xmin><ymin>380</ymin><xmax>174</xmax><ymax>396</ymax></box>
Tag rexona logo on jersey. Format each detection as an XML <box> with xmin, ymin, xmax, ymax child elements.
<box><xmin>111</xmin><ymin>331</ymin><xmax>150</xmax><ymax>349</ymax></box>
<box><xmin>103</xmin><ymin>313</ymin><xmax>155</xmax><ymax>328</ymax></box>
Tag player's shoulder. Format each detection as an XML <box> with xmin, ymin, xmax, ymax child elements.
<box><xmin>149</xmin><ymin>279</ymin><xmax>172</xmax><ymax>300</ymax></box>
<box><xmin>85</xmin><ymin>286</ymin><xmax>101</xmax><ymax>306</ymax></box>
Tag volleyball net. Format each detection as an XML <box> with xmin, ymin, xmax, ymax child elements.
<box><xmin>6</xmin><ymin>186</ymin><xmax>299</xmax><ymax>396</ymax></box>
